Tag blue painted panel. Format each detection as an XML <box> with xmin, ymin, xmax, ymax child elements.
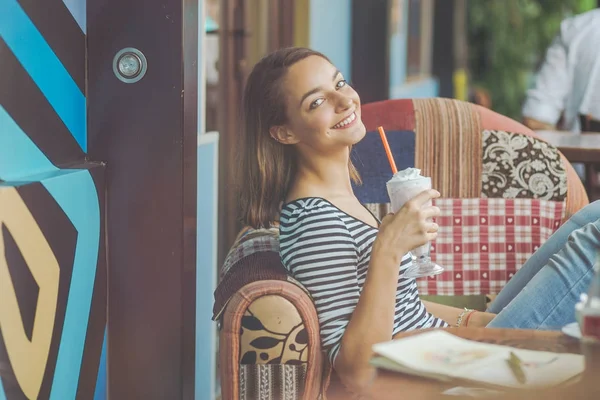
<box><xmin>0</xmin><ymin>375</ymin><xmax>6</xmax><ymax>399</ymax></box>
<box><xmin>1</xmin><ymin>105</ymin><xmax>101</xmax><ymax>399</ymax></box>
<box><xmin>309</xmin><ymin>0</ymin><xmax>352</xmax><ymax>77</ymax></box>
<box><xmin>93</xmin><ymin>330</ymin><xmax>107</xmax><ymax>400</ymax></box>
<box><xmin>0</xmin><ymin>106</ymin><xmax>58</xmax><ymax>180</ymax></box>
<box><xmin>196</xmin><ymin>133</ymin><xmax>219</xmax><ymax>400</ymax></box>
<box><xmin>61</xmin><ymin>0</ymin><xmax>86</xmax><ymax>33</ymax></box>
<box><xmin>0</xmin><ymin>0</ymin><xmax>87</xmax><ymax>152</ymax></box>
<box><xmin>46</xmin><ymin>169</ymin><xmax>100</xmax><ymax>400</ymax></box>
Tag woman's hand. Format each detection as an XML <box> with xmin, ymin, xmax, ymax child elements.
<box><xmin>333</xmin><ymin>189</ymin><xmax>441</xmax><ymax>391</ymax></box>
<box><xmin>373</xmin><ymin>189</ymin><xmax>441</xmax><ymax>266</ymax></box>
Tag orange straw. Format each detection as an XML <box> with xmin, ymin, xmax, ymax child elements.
<box><xmin>377</xmin><ymin>126</ymin><xmax>398</xmax><ymax>174</ymax></box>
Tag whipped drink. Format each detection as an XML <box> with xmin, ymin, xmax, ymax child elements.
<box><xmin>386</xmin><ymin>168</ymin><xmax>432</xmax><ymax>214</ymax></box>
<box><xmin>386</xmin><ymin>168</ymin><xmax>432</xmax><ymax>258</ymax></box>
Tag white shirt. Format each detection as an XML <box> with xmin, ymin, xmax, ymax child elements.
<box><xmin>522</xmin><ymin>9</ymin><xmax>600</xmax><ymax>132</ymax></box>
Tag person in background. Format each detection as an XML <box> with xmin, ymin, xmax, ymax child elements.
<box><xmin>522</xmin><ymin>9</ymin><xmax>600</xmax><ymax>133</ymax></box>
<box><xmin>522</xmin><ymin>9</ymin><xmax>600</xmax><ymax>192</ymax></box>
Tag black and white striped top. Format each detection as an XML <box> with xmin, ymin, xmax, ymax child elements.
<box><xmin>279</xmin><ymin>197</ymin><xmax>448</xmax><ymax>363</ymax></box>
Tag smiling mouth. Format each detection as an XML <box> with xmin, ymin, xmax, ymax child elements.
<box><xmin>331</xmin><ymin>112</ymin><xmax>357</xmax><ymax>129</ymax></box>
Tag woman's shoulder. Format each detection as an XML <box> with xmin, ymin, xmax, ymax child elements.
<box><xmin>279</xmin><ymin>197</ymin><xmax>358</xmax><ymax>258</ymax></box>
<box><xmin>279</xmin><ymin>197</ymin><xmax>344</xmax><ymax>229</ymax></box>
<box><xmin>282</xmin><ymin>196</ymin><xmax>332</xmax><ymax>210</ymax></box>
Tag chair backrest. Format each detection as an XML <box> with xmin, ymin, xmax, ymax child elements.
<box><xmin>353</xmin><ymin>98</ymin><xmax>588</xmax><ymax>296</ymax></box>
<box><xmin>355</xmin><ymin>98</ymin><xmax>588</xmax><ymax>215</ymax></box>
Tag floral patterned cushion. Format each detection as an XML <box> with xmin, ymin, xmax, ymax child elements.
<box><xmin>481</xmin><ymin>130</ymin><xmax>567</xmax><ymax>201</ymax></box>
<box><xmin>240</xmin><ymin>295</ymin><xmax>308</xmax><ymax>365</ymax></box>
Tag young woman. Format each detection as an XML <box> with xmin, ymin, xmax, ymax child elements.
<box><xmin>238</xmin><ymin>47</ymin><xmax>600</xmax><ymax>391</ymax></box>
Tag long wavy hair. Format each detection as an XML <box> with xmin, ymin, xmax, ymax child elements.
<box><xmin>238</xmin><ymin>47</ymin><xmax>361</xmax><ymax>228</ymax></box>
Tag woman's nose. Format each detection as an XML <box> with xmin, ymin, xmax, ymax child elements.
<box><xmin>335</xmin><ymin>94</ymin><xmax>353</xmax><ymax>112</ymax></box>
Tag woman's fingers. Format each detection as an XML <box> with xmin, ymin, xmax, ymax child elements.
<box><xmin>426</xmin><ymin>232</ymin><xmax>438</xmax><ymax>241</ymax></box>
<box><xmin>421</xmin><ymin>206</ymin><xmax>441</xmax><ymax>219</ymax></box>
<box><xmin>426</xmin><ymin>222</ymin><xmax>439</xmax><ymax>233</ymax></box>
<box><xmin>405</xmin><ymin>189</ymin><xmax>440</xmax><ymax>209</ymax></box>
<box><xmin>381</xmin><ymin>213</ymin><xmax>395</xmax><ymax>225</ymax></box>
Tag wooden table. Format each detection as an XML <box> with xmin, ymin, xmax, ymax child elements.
<box><xmin>534</xmin><ymin>130</ymin><xmax>600</xmax><ymax>164</ymax></box>
<box><xmin>534</xmin><ymin>130</ymin><xmax>600</xmax><ymax>197</ymax></box>
<box><xmin>327</xmin><ymin>328</ymin><xmax>587</xmax><ymax>400</ymax></box>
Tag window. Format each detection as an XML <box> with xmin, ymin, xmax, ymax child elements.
<box><xmin>405</xmin><ymin>0</ymin><xmax>434</xmax><ymax>80</ymax></box>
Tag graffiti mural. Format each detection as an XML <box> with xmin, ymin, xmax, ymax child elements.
<box><xmin>0</xmin><ymin>0</ymin><xmax>107</xmax><ymax>399</ymax></box>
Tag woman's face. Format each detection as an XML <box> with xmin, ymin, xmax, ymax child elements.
<box><xmin>277</xmin><ymin>55</ymin><xmax>366</xmax><ymax>154</ymax></box>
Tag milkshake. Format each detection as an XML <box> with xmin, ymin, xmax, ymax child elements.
<box><xmin>386</xmin><ymin>168</ymin><xmax>432</xmax><ymax>216</ymax></box>
<box><xmin>386</xmin><ymin>168</ymin><xmax>443</xmax><ymax>277</ymax></box>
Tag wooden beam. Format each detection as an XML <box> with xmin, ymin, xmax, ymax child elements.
<box><xmin>87</xmin><ymin>0</ymin><xmax>198</xmax><ymax>397</ymax></box>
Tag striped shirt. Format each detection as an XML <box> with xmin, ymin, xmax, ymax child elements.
<box><xmin>279</xmin><ymin>197</ymin><xmax>448</xmax><ymax>363</ymax></box>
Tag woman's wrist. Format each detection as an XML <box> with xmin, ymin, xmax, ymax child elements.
<box><xmin>455</xmin><ymin>309</ymin><xmax>495</xmax><ymax>327</ymax></box>
<box><xmin>368</xmin><ymin>254</ymin><xmax>402</xmax><ymax>277</ymax></box>
<box><xmin>455</xmin><ymin>308</ymin><xmax>477</xmax><ymax>327</ymax></box>
<box><xmin>371</xmin><ymin>239</ymin><xmax>408</xmax><ymax>267</ymax></box>
<box><xmin>466</xmin><ymin>311</ymin><xmax>496</xmax><ymax>327</ymax></box>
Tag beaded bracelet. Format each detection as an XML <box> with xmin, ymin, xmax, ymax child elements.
<box><xmin>456</xmin><ymin>308</ymin><xmax>475</xmax><ymax>327</ymax></box>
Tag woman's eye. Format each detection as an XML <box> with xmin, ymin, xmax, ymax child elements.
<box><xmin>336</xmin><ymin>80</ymin><xmax>348</xmax><ymax>89</ymax></box>
<box><xmin>310</xmin><ymin>98</ymin><xmax>325</xmax><ymax>110</ymax></box>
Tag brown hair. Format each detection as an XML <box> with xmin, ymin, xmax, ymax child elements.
<box><xmin>238</xmin><ymin>47</ymin><xmax>361</xmax><ymax>228</ymax></box>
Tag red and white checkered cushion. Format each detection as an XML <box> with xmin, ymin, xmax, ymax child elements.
<box><xmin>419</xmin><ymin>198</ymin><xmax>566</xmax><ymax>296</ymax></box>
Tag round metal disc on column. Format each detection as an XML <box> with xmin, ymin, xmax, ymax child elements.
<box><xmin>113</xmin><ymin>47</ymin><xmax>147</xmax><ymax>83</ymax></box>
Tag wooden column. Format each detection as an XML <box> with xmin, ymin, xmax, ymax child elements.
<box><xmin>87</xmin><ymin>0</ymin><xmax>198</xmax><ymax>398</ymax></box>
<box><xmin>432</xmin><ymin>0</ymin><xmax>456</xmax><ymax>98</ymax></box>
<box><xmin>351</xmin><ymin>0</ymin><xmax>390</xmax><ymax>103</ymax></box>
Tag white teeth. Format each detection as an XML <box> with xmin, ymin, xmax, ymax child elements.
<box><xmin>333</xmin><ymin>112</ymin><xmax>356</xmax><ymax>129</ymax></box>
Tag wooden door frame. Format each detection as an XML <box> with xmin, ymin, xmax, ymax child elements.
<box><xmin>269</xmin><ymin>0</ymin><xmax>295</xmax><ymax>50</ymax></box>
<box><xmin>218</xmin><ymin>0</ymin><xmax>245</xmax><ymax>267</ymax></box>
<box><xmin>217</xmin><ymin>0</ymin><xmax>295</xmax><ymax>266</ymax></box>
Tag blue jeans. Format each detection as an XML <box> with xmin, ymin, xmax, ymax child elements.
<box><xmin>486</xmin><ymin>200</ymin><xmax>600</xmax><ymax>329</ymax></box>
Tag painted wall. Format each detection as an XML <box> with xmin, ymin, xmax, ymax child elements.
<box><xmin>388</xmin><ymin>0</ymin><xmax>438</xmax><ymax>99</ymax></box>
<box><xmin>196</xmin><ymin>132</ymin><xmax>218</xmax><ymax>400</ymax></box>
<box><xmin>0</xmin><ymin>1</ymin><xmax>107</xmax><ymax>400</ymax></box>
<box><xmin>389</xmin><ymin>0</ymin><xmax>407</xmax><ymax>91</ymax></box>
<box><xmin>197</xmin><ymin>3</ymin><xmax>219</xmax><ymax>398</ymax></box>
<box><xmin>308</xmin><ymin>0</ymin><xmax>352</xmax><ymax>77</ymax></box>
<box><xmin>307</xmin><ymin>0</ymin><xmax>437</xmax><ymax>100</ymax></box>
<box><xmin>390</xmin><ymin>76</ymin><xmax>439</xmax><ymax>99</ymax></box>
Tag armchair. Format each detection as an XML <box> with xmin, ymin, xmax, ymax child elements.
<box><xmin>213</xmin><ymin>98</ymin><xmax>589</xmax><ymax>399</ymax></box>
